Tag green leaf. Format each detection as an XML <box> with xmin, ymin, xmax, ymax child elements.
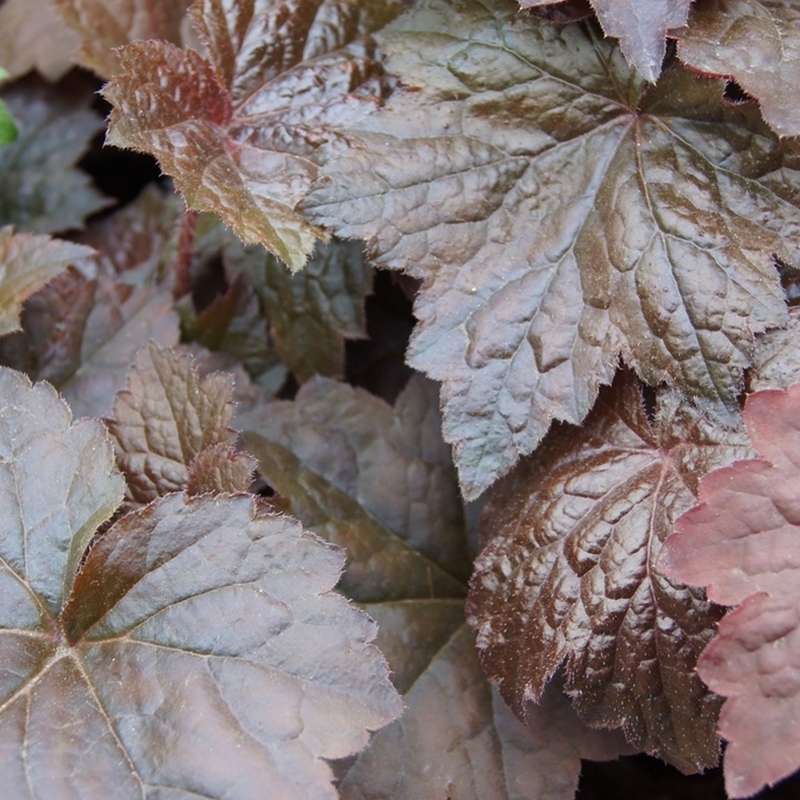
<box><xmin>466</xmin><ymin>375</ymin><xmax>754</xmax><ymax>771</ymax></box>
<box><xmin>676</xmin><ymin>0</ymin><xmax>800</xmax><ymax>138</ymax></box>
<box><xmin>304</xmin><ymin>0</ymin><xmax>794</xmax><ymax>499</ymax></box>
<box><xmin>0</xmin><ymin>78</ymin><xmax>112</xmax><ymax>233</ymax></box>
<box><xmin>0</xmin><ymin>227</ymin><xmax>95</xmax><ymax>337</ymax></box>
<box><xmin>0</xmin><ymin>370</ymin><xmax>402</xmax><ymax>796</ymax></box>
<box><xmin>0</xmin><ymin>81</ymin><xmax>16</xmax><ymax>145</ymax></box>
<box><xmin>227</xmin><ymin>236</ymin><xmax>372</xmax><ymax>382</ymax></box>
<box><xmin>102</xmin><ymin>0</ymin><xmax>405</xmax><ymax>269</ymax></box>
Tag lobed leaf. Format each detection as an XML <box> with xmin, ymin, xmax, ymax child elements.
<box><xmin>0</xmin><ymin>227</ymin><xmax>95</xmax><ymax>338</ymax></box>
<box><xmin>102</xmin><ymin>0</ymin><xmax>404</xmax><ymax>269</ymax></box>
<box><xmin>105</xmin><ymin>342</ymin><xmax>248</xmax><ymax>504</ymax></box>
<box><xmin>0</xmin><ymin>368</ymin><xmax>402</xmax><ymax>798</ymax></box>
<box><xmin>521</xmin><ymin>0</ymin><xmax>692</xmax><ymax>82</ymax></box>
<box><xmin>0</xmin><ymin>78</ymin><xmax>112</xmax><ymax>233</ymax></box>
<box><xmin>659</xmin><ymin>382</ymin><xmax>800</xmax><ymax>797</ymax></box>
<box><xmin>676</xmin><ymin>0</ymin><xmax>800</xmax><ymax>138</ymax></box>
<box><xmin>466</xmin><ymin>375</ymin><xmax>754</xmax><ymax>771</ymax></box>
<box><xmin>304</xmin><ymin>0</ymin><xmax>794</xmax><ymax>499</ymax></box>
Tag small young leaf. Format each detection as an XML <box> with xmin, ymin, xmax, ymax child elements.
<box><xmin>105</xmin><ymin>342</ymin><xmax>241</xmax><ymax>504</ymax></box>
<box><xmin>0</xmin><ymin>0</ymin><xmax>80</xmax><ymax>81</ymax></box>
<box><xmin>102</xmin><ymin>0</ymin><xmax>404</xmax><ymax>269</ymax></box>
<box><xmin>0</xmin><ymin>368</ymin><xmax>402</xmax><ymax>798</ymax></box>
<box><xmin>53</xmin><ymin>0</ymin><xmax>192</xmax><ymax>78</ymax></box>
<box><xmin>0</xmin><ymin>227</ymin><xmax>95</xmax><ymax>337</ymax></box>
<box><xmin>521</xmin><ymin>0</ymin><xmax>692</xmax><ymax>82</ymax></box>
<box><xmin>0</xmin><ymin>74</ymin><xmax>16</xmax><ymax>144</ymax></box>
<box><xmin>0</xmin><ymin>78</ymin><xmax>112</xmax><ymax>233</ymax></box>
<box><xmin>466</xmin><ymin>375</ymin><xmax>754</xmax><ymax>771</ymax></box>
<box><xmin>659</xmin><ymin>382</ymin><xmax>800</xmax><ymax>797</ymax></box>
<box><xmin>676</xmin><ymin>0</ymin><xmax>800</xmax><ymax>138</ymax></box>
<box><xmin>304</xmin><ymin>0</ymin><xmax>794</xmax><ymax>499</ymax></box>
<box><xmin>185</xmin><ymin>442</ymin><xmax>256</xmax><ymax>495</ymax></box>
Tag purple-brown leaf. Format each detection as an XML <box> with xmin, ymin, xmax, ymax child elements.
<box><xmin>102</xmin><ymin>0</ymin><xmax>404</xmax><ymax>269</ymax></box>
<box><xmin>676</xmin><ymin>0</ymin><xmax>800</xmax><ymax>137</ymax></box>
<box><xmin>466</xmin><ymin>375</ymin><xmax>753</xmax><ymax>771</ymax></box>
<box><xmin>0</xmin><ymin>369</ymin><xmax>402</xmax><ymax>798</ymax></box>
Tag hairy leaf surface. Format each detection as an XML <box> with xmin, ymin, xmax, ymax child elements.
<box><xmin>0</xmin><ymin>0</ymin><xmax>80</xmax><ymax>80</ymax></box>
<box><xmin>102</xmin><ymin>0</ymin><xmax>404</xmax><ymax>269</ymax></box>
<box><xmin>677</xmin><ymin>0</ymin><xmax>800</xmax><ymax>137</ymax></box>
<box><xmin>304</xmin><ymin>0</ymin><xmax>794</xmax><ymax>499</ymax></box>
<box><xmin>0</xmin><ymin>368</ymin><xmax>402</xmax><ymax>798</ymax></box>
<box><xmin>54</xmin><ymin>0</ymin><xmax>192</xmax><ymax>78</ymax></box>
<box><xmin>466</xmin><ymin>376</ymin><xmax>754</xmax><ymax>771</ymax></box>
<box><xmin>521</xmin><ymin>0</ymin><xmax>691</xmax><ymax>82</ymax></box>
<box><xmin>106</xmin><ymin>343</ymin><xmax>252</xmax><ymax>505</ymax></box>
<box><xmin>659</xmin><ymin>382</ymin><xmax>800</xmax><ymax>797</ymax></box>
<box><xmin>0</xmin><ymin>78</ymin><xmax>111</xmax><ymax>233</ymax></box>
<box><xmin>0</xmin><ymin>228</ymin><xmax>94</xmax><ymax>337</ymax></box>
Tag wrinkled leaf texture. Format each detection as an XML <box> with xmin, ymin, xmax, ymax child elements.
<box><xmin>241</xmin><ymin>374</ymin><xmax>630</xmax><ymax>798</ymax></box>
<box><xmin>676</xmin><ymin>0</ymin><xmax>800</xmax><ymax>138</ymax></box>
<box><xmin>659</xmin><ymin>382</ymin><xmax>800</xmax><ymax>797</ymax></box>
<box><xmin>0</xmin><ymin>367</ymin><xmax>402</xmax><ymax>799</ymax></box>
<box><xmin>106</xmin><ymin>343</ymin><xmax>255</xmax><ymax>506</ymax></box>
<box><xmin>520</xmin><ymin>0</ymin><xmax>692</xmax><ymax>82</ymax></box>
<box><xmin>466</xmin><ymin>375</ymin><xmax>754</xmax><ymax>772</ymax></box>
<box><xmin>103</xmin><ymin>0</ymin><xmax>404</xmax><ymax>270</ymax></box>
<box><xmin>304</xmin><ymin>0</ymin><xmax>795</xmax><ymax>499</ymax></box>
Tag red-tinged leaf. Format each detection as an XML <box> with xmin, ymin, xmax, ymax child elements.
<box><xmin>659</xmin><ymin>383</ymin><xmax>800</xmax><ymax>796</ymax></box>
<box><xmin>466</xmin><ymin>375</ymin><xmax>755</xmax><ymax>771</ymax></box>
<box><xmin>676</xmin><ymin>0</ymin><xmax>800</xmax><ymax>138</ymax></box>
<box><xmin>520</xmin><ymin>0</ymin><xmax>691</xmax><ymax>82</ymax></box>
<box><xmin>241</xmin><ymin>374</ymin><xmax>470</xmax><ymax>601</ymax></box>
<box><xmin>339</xmin><ymin>625</ymin><xmax>632</xmax><ymax>800</ymax></box>
<box><xmin>227</xmin><ymin>235</ymin><xmax>371</xmax><ymax>382</ymax></box>
<box><xmin>304</xmin><ymin>0</ymin><xmax>794</xmax><ymax>499</ymax></box>
<box><xmin>0</xmin><ymin>0</ymin><xmax>80</xmax><ymax>81</ymax></box>
<box><xmin>0</xmin><ymin>227</ymin><xmax>95</xmax><ymax>337</ymax></box>
<box><xmin>102</xmin><ymin>0</ymin><xmax>404</xmax><ymax>270</ymax></box>
<box><xmin>105</xmin><ymin>342</ymin><xmax>240</xmax><ymax>504</ymax></box>
<box><xmin>53</xmin><ymin>0</ymin><xmax>192</xmax><ymax>78</ymax></box>
<box><xmin>0</xmin><ymin>370</ymin><xmax>402</xmax><ymax>797</ymax></box>
<box><xmin>0</xmin><ymin>77</ymin><xmax>112</xmax><ymax>233</ymax></box>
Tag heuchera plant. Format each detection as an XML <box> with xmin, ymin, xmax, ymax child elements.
<box><xmin>2</xmin><ymin>0</ymin><xmax>800</xmax><ymax>798</ymax></box>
